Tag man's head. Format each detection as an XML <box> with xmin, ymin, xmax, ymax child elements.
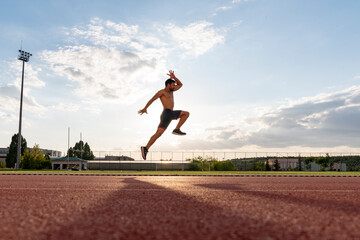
<box><xmin>165</xmin><ymin>79</ymin><xmax>176</xmax><ymax>91</ymax></box>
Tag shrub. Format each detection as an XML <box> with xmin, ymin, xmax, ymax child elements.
<box><xmin>0</xmin><ymin>162</ymin><xmax>6</xmax><ymax>168</ymax></box>
<box><xmin>212</xmin><ymin>160</ymin><xmax>238</xmax><ymax>171</ymax></box>
<box><xmin>189</xmin><ymin>160</ymin><xmax>202</xmax><ymax>171</ymax></box>
<box><xmin>21</xmin><ymin>145</ymin><xmax>51</xmax><ymax>170</ymax></box>
<box><xmin>189</xmin><ymin>157</ymin><xmax>237</xmax><ymax>171</ymax></box>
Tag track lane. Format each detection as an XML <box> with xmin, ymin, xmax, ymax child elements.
<box><xmin>1</xmin><ymin>175</ymin><xmax>359</xmax><ymax>240</ymax></box>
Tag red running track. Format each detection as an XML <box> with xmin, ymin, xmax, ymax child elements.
<box><xmin>1</xmin><ymin>175</ymin><xmax>360</xmax><ymax>240</ymax></box>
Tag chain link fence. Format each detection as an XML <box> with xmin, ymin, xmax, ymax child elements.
<box><xmin>92</xmin><ymin>151</ymin><xmax>360</xmax><ymax>161</ymax></box>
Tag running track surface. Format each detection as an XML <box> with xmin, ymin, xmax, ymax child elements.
<box><xmin>1</xmin><ymin>175</ymin><xmax>360</xmax><ymax>240</ymax></box>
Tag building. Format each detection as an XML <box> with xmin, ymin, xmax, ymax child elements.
<box><xmin>268</xmin><ymin>158</ymin><xmax>347</xmax><ymax>171</ymax></box>
<box><xmin>0</xmin><ymin>147</ymin><xmax>62</xmax><ymax>167</ymax></box>
<box><xmin>87</xmin><ymin>160</ymin><xmax>190</xmax><ymax>171</ymax></box>
<box><xmin>51</xmin><ymin>157</ymin><xmax>87</xmax><ymax>171</ymax></box>
<box><xmin>103</xmin><ymin>155</ymin><xmax>135</xmax><ymax>161</ymax></box>
<box><xmin>268</xmin><ymin>158</ymin><xmax>298</xmax><ymax>170</ymax></box>
<box><xmin>0</xmin><ymin>148</ymin><xmax>7</xmax><ymax>165</ymax></box>
<box><xmin>42</xmin><ymin>149</ymin><xmax>62</xmax><ymax>157</ymax></box>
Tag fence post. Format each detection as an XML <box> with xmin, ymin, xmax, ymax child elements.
<box><xmin>182</xmin><ymin>153</ymin><xmax>184</xmax><ymax>171</ymax></box>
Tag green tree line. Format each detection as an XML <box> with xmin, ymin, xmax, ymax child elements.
<box><xmin>4</xmin><ymin>134</ymin><xmax>95</xmax><ymax>169</ymax></box>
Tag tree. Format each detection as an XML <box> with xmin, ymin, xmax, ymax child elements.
<box><xmin>315</xmin><ymin>154</ymin><xmax>330</xmax><ymax>171</ymax></box>
<box><xmin>67</xmin><ymin>140</ymin><xmax>94</xmax><ymax>160</ymax></box>
<box><xmin>250</xmin><ymin>160</ymin><xmax>265</xmax><ymax>171</ymax></box>
<box><xmin>21</xmin><ymin>144</ymin><xmax>51</xmax><ymax>169</ymax></box>
<box><xmin>6</xmin><ymin>133</ymin><xmax>27</xmax><ymax>168</ymax></box>
<box><xmin>273</xmin><ymin>159</ymin><xmax>281</xmax><ymax>171</ymax></box>
<box><xmin>296</xmin><ymin>156</ymin><xmax>302</xmax><ymax>171</ymax></box>
<box><xmin>189</xmin><ymin>156</ymin><xmax>215</xmax><ymax>171</ymax></box>
<box><xmin>304</xmin><ymin>157</ymin><xmax>313</xmax><ymax>170</ymax></box>
<box><xmin>265</xmin><ymin>159</ymin><xmax>271</xmax><ymax>171</ymax></box>
<box><xmin>83</xmin><ymin>142</ymin><xmax>95</xmax><ymax>160</ymax></box>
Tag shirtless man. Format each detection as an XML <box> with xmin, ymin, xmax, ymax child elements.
<box><xmin>138</xmin><ymin>70</ymin><xmax>190</xmax><ymax>160</ymax></box>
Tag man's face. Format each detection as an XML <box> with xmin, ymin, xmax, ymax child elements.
<box><xmin>169</xmin><ymin>83</ymin><xmax>176</xmax><ymax>91</ymax></box>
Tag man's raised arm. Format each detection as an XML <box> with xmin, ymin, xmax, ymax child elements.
<box><xmin>138</xmin><ymin>91</ymin><xmax>162</xmax><ymax>115</ymax></box>
<box><xmin>167</xmin><ymin>70</ymin><xmax>183</xmax><ymax>91</ymax></box>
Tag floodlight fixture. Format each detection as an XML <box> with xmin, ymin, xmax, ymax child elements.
<box><xmin>18</xmin><ymin>50</ymin><xmax>32</xmax><ymax>62</ymax></box>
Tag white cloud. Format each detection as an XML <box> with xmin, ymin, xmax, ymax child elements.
<box><xmin>232</xmin><ymin>0</ymin><xmax>250</xmax><ymax>3</ymax></box>
<box><xmin>0</xmin><ymin>59</ymin><xmax>47</xmax><ymax>123</ymax></box>
<box><xmin>212</xmin><ymin>0</ymin><xmax>252</xmax><ymax>16</ymax></box>
<box><xmin>0</xmin><ymin>83</ymin><xmax>45</xmax><ymax>123</ymax></box>
<box><xmin>177</xmin><ymin>86</ymin><xmax>360</xmax><ymax>150</ymax></box>
<box><xmin>0</xmin><ymin>111</ymin><xmax>17</xmax><ymax>123</ymax></box>
<box><xmin>9</xmin><ymin>61</ymin><xmax>45</xmax><ymax>88</ymax></box>
<box><xmin>50</xmin><ymin>103</ymin><xmax>80</xmax><ymax>112</ymax></box>
<box><xmin>0</xmin><ymin>84</ymin><xmax>43</xmax><ymax>110</ymax></box>
<box><xmin>216</xmin><ymin>6</ymin><xmax>233</xmax><ymax>12</ymax></box>
<box><xmin>42</xmin><ymin>45</ymin><xmax>163</xmax><ymax>104</ymax></box>
<box><xmin>69</xmin><ymin>18</ymin><xmax>140</xmax><ymax>47</ymax></box>
<box><xmin>42</xmin><ymin>18</ymin><xmax>225</xmax><ymax>104</ymax></box>
<box><xmin>166</xmin><ymin>21</ymin><xmax>224</xmax><ymax>58</ymax></box>
<box><xmin>247</xmin><ymin>86</ymin><xmax>360</xmax><ymax>148</ymax></box>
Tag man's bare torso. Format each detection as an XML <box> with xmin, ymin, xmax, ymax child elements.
<box><xmin>159</xmin><ymin>89</ymin><xmax>174</xmax><ymax>110</ymax></box>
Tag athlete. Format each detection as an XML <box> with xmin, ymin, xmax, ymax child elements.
<box><xmin>138</xmin><ymin>70</ymin><xmax>190</xmax><ymax>160</ymax></box>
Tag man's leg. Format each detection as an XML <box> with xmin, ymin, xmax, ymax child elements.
<box><xmin>141</xmin><ymin>127</ymin><xmax>165</xmax><ymax>160</ymax></box>
<box><xmin>175</xmin><ymin>111</ymin><xmax>190</xmax><ymax>130</ymax></box>
<box><xmin>146</xmin><ymin>127</ymin><xmax>166</xmax><ymax>150</ymax></box>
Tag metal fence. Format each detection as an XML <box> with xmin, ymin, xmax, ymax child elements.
<box><xmin>92</xmin><ymin>151</ymin><xmax>360</xmax><ymax>161</ymax></box>
<box><xmin>82</xmin><ymin>151</ymin><xmax>360</xmax><ymax>171</ymax></box>
<box><xmin>87</xmin><ymin>161</ymin><xmax>190</xmax><ymax>171</ymax></box>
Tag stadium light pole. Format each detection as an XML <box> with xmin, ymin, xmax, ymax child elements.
<box><xmin>16</xmin><ymin>49</ymin><xmax>32</xmax><ymax>169</ymax></box>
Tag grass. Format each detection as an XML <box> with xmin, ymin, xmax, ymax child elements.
<box><xmin>0</xmin><ymin>169</ymin><xmax>360</xmax><ymax>175</ymax></box>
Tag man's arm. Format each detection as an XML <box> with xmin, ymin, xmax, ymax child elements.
<box><xmin>138</xmin><ymin>90</ymin><xmax>162</xmax><ymax>115</ymax></box>
<box><xmin>167</xmin><ymin>70</ymin><xmax>182</xmax><ymax>91</ymax></box>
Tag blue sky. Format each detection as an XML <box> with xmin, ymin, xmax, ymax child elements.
<box><xmin>1</xmin><ymin>0</ymin><xmax>360</xmax><ymax>155</ymax></box>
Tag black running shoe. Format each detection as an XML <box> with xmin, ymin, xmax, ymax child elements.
<box><xmin>141</xmin><ymin>146</ymin><xmax>148</xmax><ymax>160</ymax></box>
<box><xmin>172</xmin><ymin>129</ymin><xmax>186</xmax><ymax>136</ymax></box>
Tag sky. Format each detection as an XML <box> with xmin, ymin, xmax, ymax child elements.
<box><xmin>1</xmin><ymin>0</ymin><xmax>360</xmax><ymax>155</ymax></box>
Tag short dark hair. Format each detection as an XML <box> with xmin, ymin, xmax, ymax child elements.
<box><xmin>165</xmin><ymin>79</ymin><xmax>175</xmax><ymax>87</ymax></box>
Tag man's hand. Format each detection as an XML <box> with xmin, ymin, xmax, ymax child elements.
<box><xmin>167</xmin><ymin>70</ymin><xmax>176</xmax><ymax>79</ymax></box>
<box><xmin>138</xmin><ymin>108</ymin><xmax>148</xmax><ymax>115</ymax></box>
<box><xmin>167</xmin><ymin>70</ymin><xmax>183</xmax><ymax>91</ymax></box>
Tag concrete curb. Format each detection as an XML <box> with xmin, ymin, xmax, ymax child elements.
<box><xmin>0</xmin><ymin>173</ymin><xmax>360</xmax><ymax>177</ymax></box>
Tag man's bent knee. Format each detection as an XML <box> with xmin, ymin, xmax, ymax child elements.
<box><xmin>180</xmin><ymin>111</ymin><xmax>190</xmax><ymax>117</ymax></box>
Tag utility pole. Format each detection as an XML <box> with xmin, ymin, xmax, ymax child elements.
<box><xmin>80</xmin><ymin>132</ymin><xmax>83</xmax><ymax>159</ymax></box>
<box><xmin>16</xmin><ymin>47</ymin><xmax>32</xmax><ymax>169</ymax></box>
<box><xmin>67</xmin><ymin>127</ymin><xmax>70</xmax><ymax>161</ymax></box>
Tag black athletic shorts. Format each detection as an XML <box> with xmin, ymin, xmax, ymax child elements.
<box><xmin>158</xmin><ymin>109</ymin><xmax>182</xmax><ymax>129</ymax></box>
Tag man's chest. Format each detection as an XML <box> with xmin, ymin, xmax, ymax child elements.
<box><xmin>162</xmin><ymin>92</ymin><xmax>174</xmax><ymax>101</ymax></box>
